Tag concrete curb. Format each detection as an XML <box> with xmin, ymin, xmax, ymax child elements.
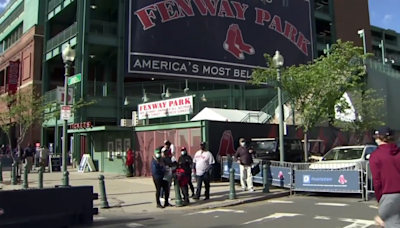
<box><xmin>206</xmin><ymin>190</ymin><xmax>290</xmax><ymax>209</ymax></box>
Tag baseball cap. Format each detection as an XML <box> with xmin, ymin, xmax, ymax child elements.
<box><xmin>154</xmin><ymin>148</ymin><xmax>161</xmax><ymax>154</ymax></box>
<box><xmin>200</xmin><ymin>142</ymin><xmax>206</xmax><ymax>146</ymax></box>
<box><xmin>181</xmin><ymin>147</ymin><xmax>187</xmax><ymax>151</ymax></box>
<box><xmin>374</xmin><ymin>126</ymin><xmax>394</xmax><ymax>137</ymax></box>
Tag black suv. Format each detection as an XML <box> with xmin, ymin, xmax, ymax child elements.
<box><xmin>250</xmin><ymin>138</ymin><xmax>304</xmax><ymax>162</ymax></box>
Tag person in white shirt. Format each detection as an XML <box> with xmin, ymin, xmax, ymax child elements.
<box><xmin>40</xmin><ymin>146</ymin><xmax>49</xmax><ymax>171</ymax></box>
<box><xmin>193</xmin><ymin>142</ymin><xmax>215</xmax><ymax>200</ymax></box>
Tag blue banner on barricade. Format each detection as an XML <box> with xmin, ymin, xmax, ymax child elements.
<box><xmin>222</xmin><ymin>161</ymin><xmax>240</xmax><ymax>179</ymax></box>
<box><xmin>268</xmin><ymin>166</ymin><xmax>292</xmax><ymax>188</ymax></box>
<box><xmin>294</xmin><ymin>170</ymin><xmax>361</xmax><ymax>192</ymax></box>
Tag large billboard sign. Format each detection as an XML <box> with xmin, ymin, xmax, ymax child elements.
<box><xmin>127</xmin><ymin>0</ymin><xmax>314</xmax><ymax>83</ymax></box>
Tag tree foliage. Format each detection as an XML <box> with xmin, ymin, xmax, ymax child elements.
<box><xmin>251</xmin><ymin>40</ymin><xmax>371</xmax><ymax>133</ymax></box>
<box><xmin>333</xmin><ymin>88</ymin><xmax>385</xmax><ymax>144</ymax></box>
<box><xmin>0</xmin><ymin>87</ymin><xmax>95</xmax><ymax>161</ymax></box>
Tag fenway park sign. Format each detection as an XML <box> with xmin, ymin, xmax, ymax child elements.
<box><xmin>138</xmin><ymin>96</ymin><xmax>194</xmax><ymax>120</ymax></box>
<box><xmin>126</xmin><ymin>0</ymin><xmax>314</xmax><ymax>83</ymax></box>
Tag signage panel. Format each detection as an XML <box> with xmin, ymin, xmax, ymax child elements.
<box><xmin>138</xmin><ymin>96</ymin><xmax>193</xmax><ymax>120</ymax></box>
<box><xmin>127</xmin><ymin>0</ymin><xmax>314</xmax><ymax>82</ymax></box>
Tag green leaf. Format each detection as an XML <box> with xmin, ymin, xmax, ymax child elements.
<box><xmin>250</xmin><ymin>40</ymin><xmax>370</xmax><ymax>133</ymax></box>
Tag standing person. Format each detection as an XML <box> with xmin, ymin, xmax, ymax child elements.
<box><xmin>160</xmin><ymin>145</ymin><xmax>176</xmax><ymax>205</ymax></box>
<box><xmin>234</xmin><ymin>138</ymin><xmax>254</xmax><ymax>192</ymax></box>
<box><xmin>151</xmin><ymin>148</ymin><xmax>169</xmax><ymax>208</ymax></box>
<box><xmin>178</xmin><ymin>147</ymin><xmax>194</xmax><ymax>202</ymax></box>
<box><xmin>34</xmin><ymin>147</ymin><xmax>40</xmax><ymax>169</ymax></box>
<box><xmin>40</xmin><ymin>146</ymin><xmax>49</xmax><ymax>172</ymax></box>
<box><xmin>126</xmin><ymin>147</ymin><xmax>135</xmax><ymax>177</ymax></box>
<box><xmin>193</xmin><ymin>142</ymin><xmax>215</xmax><ymax>200</ymax></box>
<box><xmin>369</xmin><ymin>127</ymin><xmax>400</xmax><ymax>227</ymax></box>
<box><xmin>23</xmin><ymin>143</ymin><xmax>34</xmax><ymax>172</ymax></box>
<box><xmin>164</xmin><ymin>140</ymin><xmax>176</xmax><ymax>158</ymax></box>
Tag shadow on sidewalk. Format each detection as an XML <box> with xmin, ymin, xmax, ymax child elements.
<box><xmin>107</xmin><ymin>191</ymin><xmax>155</xmax><ymax>196</ymax></box>
<box><xmin>120</xmin><ymin>201</ymin><xmax>153</xmax><ymax>208</ymax></box>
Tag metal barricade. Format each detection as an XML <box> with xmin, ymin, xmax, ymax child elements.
<box><xmin>220</xmin><ymin>156</ymin><xmax>293</xmax><ymax>188</ymax></box>
<box><xmin>263</xmin><ymin>161</ymin><xmax>293</xmax><ymax>189</ymax></box>
<box><xmin>292</xmin><ymin>161</ymin><xmax>365</xmax><ymax>199</ymax></box>
<box><xmin>364</xmin><ymin>161</ymin><xmax>375</xmax><ymax>201</ymax></box>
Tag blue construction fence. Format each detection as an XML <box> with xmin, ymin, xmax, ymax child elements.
<box><xmin>221</xmin><ymin>156</ymin><xmax>371</xmax><ymax>200</ymax></box>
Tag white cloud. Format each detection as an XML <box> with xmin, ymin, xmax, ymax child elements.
<box><xmin>0</xmin><ymin>0</ymin><xmax>10</xmax><ymax>8</ymax></box>
<box><xmin>383</xmin><ymin>14</ymin><xmax>393</xmax><ymax>24</ymax></box>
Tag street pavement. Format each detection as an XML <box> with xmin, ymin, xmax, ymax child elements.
<box><xmin>89</xmin><ymin>195</ymin><xmax>380</xmax><ymax>228</ymax></box>
<box><xmin>0</xmin><ymin>168</ymin><xmax>288</xmax><ymax>214</ymax></box>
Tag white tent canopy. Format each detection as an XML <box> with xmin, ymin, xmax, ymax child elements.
<box><xmin>191</xmin><ymin>107</ymin><xmax>266</xmax><ymax>123</ymax></box>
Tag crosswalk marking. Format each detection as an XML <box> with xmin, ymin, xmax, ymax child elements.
<box><xmin>315</xmin><ymin>202</ymin><xmax>348</xmax><ymax>207</ymax></box>
<box><xmin>93</xmin><ymin>217</ymin><xmax>106</xmax><ymax>220</ymax></box>
<box><xmin>340</xmin><ymin>218</ymin><xmax>375</xmax><ymax>228</ymax></box>
<box><xmin>186</xmin><ymin>209</ymin><xmax>376</xmax><ymax>227</ymax></box>
<box><xmin>242</xmin><ymin>213</ymin><xmax>302</xmax><ymax>225</ymax></box>
<box><xmin>314</xmin><ymin>216</ymin><xmax>330</xmax><ymax>220</ymax></box>
<box><xmin>186</xmin><ymin>209</ymin><xmax>245</xmax><ymax>215</ymax></box>
<box><xmin>268</xmin><ymin>200</ymin><xmax>294</xmax><ymax>204</ymax></box>
<box><xmin>369</xmin><ymin>205</ymin><xmax>378</xmax><ymax>209</ymax></box>
<box><xmin>126</xmin><ymin>223</ymin><xmax>145</xmax><ymax>227</ymax></box>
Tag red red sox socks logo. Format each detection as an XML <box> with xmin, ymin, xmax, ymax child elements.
<box><xmin>223</xmin><ymin>24</ymin><xmax>255</xmax><ymax>60</ymax></box>
<box><xmin>338</xmin><ymin>175</ymin><xmax>347</xmax><ymax>185</ymax></box>
<box><xmin>216</xmin><ymin>130</ymin><xmax>236</xmax><ymax>163</ymax></box>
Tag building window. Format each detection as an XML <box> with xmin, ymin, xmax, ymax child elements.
<box><xmin>1</xmin><ymin>23</ymin><xmax>23</xmax><ymax>51</ymax></box>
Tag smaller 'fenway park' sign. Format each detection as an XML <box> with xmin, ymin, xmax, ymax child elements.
<box><xmin>138</xmin><ymin>96</ymin><xmax>193</xmax><ymax>120</ymax></box>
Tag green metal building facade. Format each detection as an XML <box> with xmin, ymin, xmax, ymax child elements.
<box><xmin>3</xmin><ymin>0</ymin><xmax>400</xmax><ymax>173</ymax></box>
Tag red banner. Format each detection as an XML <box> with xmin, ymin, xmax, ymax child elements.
<box><xmin>7</xmin><ymin>60</ymin><xmax>20</xmax><ymax>96</ymax></box>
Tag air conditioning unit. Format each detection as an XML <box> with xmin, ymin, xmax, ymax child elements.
<box><xmin>120</xmin><ymin>119</ymin><xmax>133</xmax><ymax>127</ymax></box>
<box><xmin>132</xmin><ymin>111</ymin><xmax>139</xmax><ymax>126</ymax></box>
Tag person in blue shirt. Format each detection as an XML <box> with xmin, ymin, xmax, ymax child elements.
<box><xmin>151</xmin><ymin>147</ymin><xmax>169</xmax><ymax>208</ymax></box>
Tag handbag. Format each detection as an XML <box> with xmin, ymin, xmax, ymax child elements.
<box><xmin>251</xmin><ymin>164</ymin><xmax>260</xmax><ymax>176</ymax></box>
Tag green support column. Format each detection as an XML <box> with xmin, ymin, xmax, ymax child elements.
<box><xmin>73</xmin><ymin>0</ymin><xmax>90</xmax><ymax>161</ymax></box>
<box><xmin>116</xmin><ymin>0</ymin><xmax>126</xmax><ymax>124</ymax></box>
<box><xmin>41</xmin><ymin>0</ymin><xmax>50</xmax><ymax>147</ymax></box>
<box><xmin>103</xmin><ymin>63</ymin><xmax>111</xmax><ymax>97</ymax></box>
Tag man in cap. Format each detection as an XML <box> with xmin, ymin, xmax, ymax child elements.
<box><xmin>234</xmin><ymin>138</ymin><xmax>254</xmax><ymax>192</ymax></box>
<box><xmin>178</xmin><ymin>147</ymin><xmax>195</xmax><ymax>198</ymax></box>
<box><xmin>370</xmin><ymin>126</ymin><xmax>400</xmax><ymax>227</ymax></box>
<box><xmin>193</xmin><ymin>142</ymin><xmax>215</xmax><ymax>200</ymax></box>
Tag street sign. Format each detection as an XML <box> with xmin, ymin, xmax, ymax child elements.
<box><xmin>67</xmin><ymin>73</ymin><xmax>81</xmax><ymax>86</ymax></box>
<box><xmin>61</xmin><ymin>105</ymin><xmax>72</xmax><ymax>120</ymax></box>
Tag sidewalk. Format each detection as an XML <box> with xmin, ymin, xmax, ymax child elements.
<box><xmin>0</xmin><ymin>169</ymin><xmax>289</xmax><ymax>214</ymax></box>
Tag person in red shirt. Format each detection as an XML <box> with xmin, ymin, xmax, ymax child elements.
<box><xmin>369</xmin><ymin>127</ymin><xmax>400</xmax><ymax>227</ymax></box>
<box><xmin>126</xmin><ymin>148</ymin><xmax>135</xmax><ymax>177</ymax></box>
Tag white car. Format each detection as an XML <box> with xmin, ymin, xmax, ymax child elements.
<box><xmin>308</xmin><ymin>145</ymin><xmax>377</xmax><ymax>171</ymax></box>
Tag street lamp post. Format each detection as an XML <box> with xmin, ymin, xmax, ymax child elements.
<box><xmin>272</xmin><ymin>51</ymin><xmax>285</xmax><ymax>163</ymax></box>
<box><xmin>61</xmin><ymin>44</ymin><xmax>76</xmax><ymax>186</ymax></box>
<box><xmin>379</xmin><ymin>40</ymin><xmax>385</xmax><ymax>64</ymax></box>
<box><xmin>357</xmin><ymin>29</ymin><xmax>367</xmax><ymax>55</ymax></box>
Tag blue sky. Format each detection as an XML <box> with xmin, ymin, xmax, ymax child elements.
<box><xmin>369</xmin><ymin>0</ymin><xmax>399</xmax><ymax>32</ymax></box>
<box><xmin>0</xmin><ymin>0</ymin><xmax>10</xmax><ymax>12</ymax></box>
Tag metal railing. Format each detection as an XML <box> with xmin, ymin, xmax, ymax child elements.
<box><xmin>46</xmin><ymin>23</ymin><xmax>77</xmax><ymax>51</ymax></box>
<box><xmin>367</xmin><ymin>58</ymin><xmax>400</xmax><ymax>78</ymax></box>
<box><xmin>221</xmin><ymin>157</ymin><xmax>366</xmax><ymax>199</ymax></box>
<box><xmin>43</xmin><ymin>89</ymin><xmax>58</xmax><ymax>104</ymax></box>
<box><xmin>48</xmin><ymin>0</ymin><xmax>64</xmax><ymax>12</ymax></box>
<box><xmin>0</xmin><ymin>2</ymin><xmax>24</xmax><ymax>33</ymax></box>
<box><xmin>90</xmin><ymin>21</ymin><xmax>118</xmax><ymax>36</ymax></box>
<box><xmin>364</xmin><ymin>162</ymin><xmax>374</xmax><ymax>201</ymax></box>
<box><xmin>241</xmin><ymin>91</ymin><xmax>290</xmax><ymax>123</ymax></box>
